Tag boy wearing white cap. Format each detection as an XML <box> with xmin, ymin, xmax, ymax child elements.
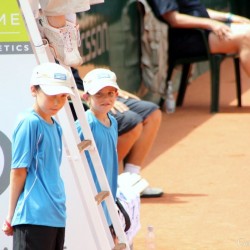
<box><xmin>2</xmin><ymin>62</ymin><xmax>74</xmax><ymax>250</ymax></box>
<box><xmin>75</xmin><ymin>68</ymin><xmax>119</xmax><ymax>239</ymax></box>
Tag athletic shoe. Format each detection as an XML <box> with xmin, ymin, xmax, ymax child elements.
<box><xmin>118</xmin><ymin>172</ymin><xmax>149</xmax><ymax>194</ymax></box>
<box><xmin>38</xmin><ymin>15</ymin><xmax>83</xmax><ymax>67</ymax></box>
<box><xmin>140</xmin><ymin>187</ymin><xmax>164</xmax><ymax>198</ymax></box>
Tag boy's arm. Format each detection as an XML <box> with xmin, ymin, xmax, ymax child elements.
<box><xmin>7</xmin><ymin>168</ymin><xmax>27</xmax><ymax>221</ymax></box>
<box><xmin>3</xmin><ymin>168</ymin><xmax>27</xmax><ymax>236</ymax></box>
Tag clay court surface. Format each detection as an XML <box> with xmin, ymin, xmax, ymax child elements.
<box><xmin>133</xmin><ymin>59</ymin><xmax>250</xmax><ymax>250</ymax></box>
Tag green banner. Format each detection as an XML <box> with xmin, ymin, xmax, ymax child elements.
<box><xmin>0</xmin><ymin>0</ymin><xmax>29</xmax><ymax>42</ymax></box>
<box><xmin>0</xmin><ymin>0</ymin><xmax>32</xmax><ymax>54</ymax></box>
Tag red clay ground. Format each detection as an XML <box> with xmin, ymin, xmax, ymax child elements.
<box><xmin>133</xmin><ymin>59</ymin><xmax>250</xmax><ymax>250</ymax></box>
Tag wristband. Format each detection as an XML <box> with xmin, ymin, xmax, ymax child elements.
<box><xmin>5</xmin><ymin>220</ymin><xmax>12</xmax><ymax>228</ymax></box>
<box><xmin>226</xmin><ymin>13</ymin><xmax>233</xmax><ymax>23</ymax></box>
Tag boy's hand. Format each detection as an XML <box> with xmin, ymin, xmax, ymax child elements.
<box><xmin>2</xmin><ymin>220</ymin><xmax>13</xmax><ymax>236</ymax></box>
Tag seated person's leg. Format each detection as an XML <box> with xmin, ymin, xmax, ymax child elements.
<box><xmin>112</xmin><ymin>97</ymin><xmax>163</xmax><ymax>198</ymax></box>
<box><xmin>111</xmin><ymin>101</ymin><xmax>143</xmax><ymax>163</ymax></box>
<box><xmin>125</xmin><ymin>109</ymin><xmax>162</xmax><ymax>167</ymax></box>
<box><xmin>209</xmin><ymin>23</ymin><xmax>250</xmax><ymax>53</ymax></box>
<box><xmin>112</xmin><ymin>97</ymin><xmax>143</xmax><ymax>136</ymax></box>
<box><xmin>117</xmin><ymin>125</ymin><xmax>143</xmax><ymax>164</ymax></box>
<box><xmin>209</xmin><ymin>23</ymin><xmax>250</xmax><ymax>76</ymax></box>
<box><xmin>115</xmin><ymin>97</ymin><xmax>161</xmax><ymax>167</ymax></box>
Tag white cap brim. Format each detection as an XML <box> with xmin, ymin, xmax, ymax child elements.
<box><xmin>85</xmin><ymin>81</ymin><xmax>119</xmax><ymax>95</ymax></box>
<box><xmin>40</xmin><ymin>85</ymin><xmax>74</xmax><ymax>96</ymax></box>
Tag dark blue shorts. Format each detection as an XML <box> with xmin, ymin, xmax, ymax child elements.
<box><xmin>110</xmin><ymin>97</ymin><xmax>159</xmax><ymax>135</ymax></box>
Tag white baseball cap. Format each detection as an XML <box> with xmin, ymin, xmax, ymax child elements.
<box><xmin>30</xmin><ymin>62</ymin><xmax>74</xmax><ymax>96</ymax></box>
<box><xmin>83</xmin><ymin>68</ymin><xmax>119</xmax><ymax>95</ymax></box>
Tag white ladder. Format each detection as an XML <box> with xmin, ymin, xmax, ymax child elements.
<box><xmin>18</xmin><ymin>0</ymin><xmax>130</xmax><ymax>249</ymax></box>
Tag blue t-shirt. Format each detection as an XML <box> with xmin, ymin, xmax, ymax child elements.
<box><xmin>11</xmin><ymin>109</ymin><xmax>66</xmax><ymax>227</ymax></box>
<box><xmin>75</xmin><ymin>110</ymin><xmax>118</xmax><ymax>225</ymax></box>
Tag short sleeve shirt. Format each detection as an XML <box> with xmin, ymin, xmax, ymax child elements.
<box><xmin>148</xmin><ymin>0</ymin><xmax>178</xmax><ymax>21</ymax></box>
<box><xmin>149</xmin><ymin>0</ymin><xmax>209</xmax><ymax>21</ymax></box>
<box><xmin>11</xmin><ymin>110</ymin><xmax>66</xmax><ymax>227</ymax></box>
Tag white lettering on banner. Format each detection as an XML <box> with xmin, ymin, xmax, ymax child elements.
<box><xmin>81</xmin><ymin>22</ymin><xmax>109</xmax><ymax>63</ymax></box>
<box><xmin>0</xmin><ymin>43</ymin><xmax>32</xmax><ymax>54</ymax></box>
<box><xmin>11</xmin><ymin>14</ymin><xmax>20</xmax><ymax>25</ymax></box>
<box><xmin>0</xmin><ymin>13</ymin><xmax>20</xmax><ymax>26</ymax></box>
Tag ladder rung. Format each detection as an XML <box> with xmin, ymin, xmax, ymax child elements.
<box><xmin>113</xmin><ymin>243</ymin><xmax>127</xmax><ymax>250</ymax></box>
<box><xmin>95</xmin><ymin>191</ymin><xmax>110</xmax><ymax>205</ymax></box>
<box><xmin>77</xmin><ymin>140</ymin><xmax>92</xmax><ymax>152</ymax></box>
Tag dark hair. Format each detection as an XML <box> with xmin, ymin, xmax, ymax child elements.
<box><xmin>33</xmin><ymin>85</ymin><xmax>41</xmax><ymax>90</ymax></box>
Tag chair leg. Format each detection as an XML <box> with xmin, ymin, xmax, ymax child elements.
<box><xmin>176</xmin><ymin>63</ymin><xmax>192</xmax><ymax>106</ymax></box>
<box><xmin>159</xmin><ymin>64</ymin><xmax>175</xmax><ymax>108</ymax></box>
<box><xmin>159</xmin><ymin>96</ymin><xmax>165</xmax><ymax>108</ymax></box>
<box><xmin>233</xmin><ymin>57</ymin><xmax>242</xmax><ymax>107</ymax></box>
<box><xmin>210</xmin><ymin>55</ymin><xmax>224</xmax><ymax>113</ymax></box>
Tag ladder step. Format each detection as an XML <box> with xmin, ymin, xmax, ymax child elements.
<box><xmin>77</xmin><ymin>140</ymin><xmax>92</xmax><ymax>152</ymax></box>
<box><xmin>113</xmin><ymin>243</ymin><xmax>127</xmax><ymax>250</ymax></box>
<box><xmin>95</xmin><ymin>191</ymin><xmax>110</xmax><ymax>205</ymax></box>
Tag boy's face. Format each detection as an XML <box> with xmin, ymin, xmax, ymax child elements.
<box><xmin>31</xmin><ymin>85</ymin><xmax>69</xmax><ymax>122</ymax></box>
<box><xmin>89</xmin><ymin>86</ymin><xmax>118</xmax><ymax>114</ymax></box>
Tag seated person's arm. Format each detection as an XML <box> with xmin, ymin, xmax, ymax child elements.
<box><xmin>163</xmin><ymin>10</ymin><xmax>221</xmax><ymax>29</ymax></box>
<box><xmin>207</xmin><ymin>8</ymin><xmax>250</xmax><ymax>24</ymax></box>
<box><xmin>118</xmin><ymin>89</ymin><xmax>140</xmax><ymax>100</ymax></box>
<box><xmin>110</xmin><ymin>89</ymin><xmax>131</xmax><ymax>114</ymax></box>
<box><xmin>162</xmin><ymin>10</ymin><xmax>231</xmax><ymax>40</ymax></box>
<box><xmin>110</xmin><ymin>89</ymin><xmax>140</xmax><ymax>114</ymax></box>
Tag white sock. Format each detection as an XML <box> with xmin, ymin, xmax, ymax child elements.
<box><xmin>124</xmin><ymin>163</ymin><xmax>141</xmax><ymax>174</ymax></box>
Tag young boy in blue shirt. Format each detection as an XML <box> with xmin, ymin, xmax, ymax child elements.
<box><xmin>75</xmin><ymin>68</ymin><xmax>120</xmax><ymax>239</ymax></box>
<box><xmin>2</xmin><ymin>62</ymin><xmax>74</xmax><ymax>250</ymax></box>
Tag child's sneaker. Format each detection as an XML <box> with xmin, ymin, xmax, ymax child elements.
<box><xmin>38</xmin><ymin>15</ymin><xmax>83</xmax><ymax>67</ymax></box>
